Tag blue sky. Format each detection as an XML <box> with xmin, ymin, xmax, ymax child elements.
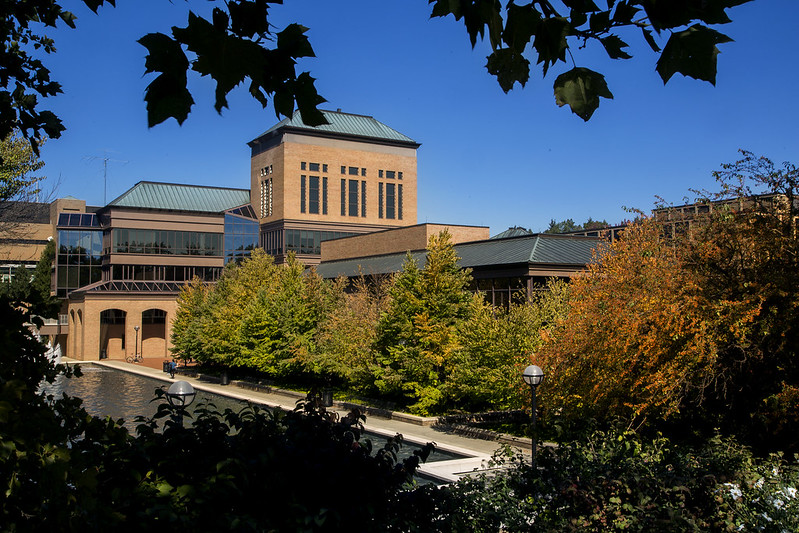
<box><xmin>38</xmin><ymin>0</ymin><xmax>798</xmax><ymax>235</ymax></box>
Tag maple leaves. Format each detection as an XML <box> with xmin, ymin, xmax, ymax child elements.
<box><xmin>431</xmin><ymin>0</ymin><xmax>750</xmax><ymax>120</ymax></box>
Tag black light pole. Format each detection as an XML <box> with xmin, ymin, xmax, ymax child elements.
<box><xmin>522</xmin><ymin>364</ymin><xmax>544</xmax><ymax>469</ymax></box>
<box><xmin>133</xmin><ymin>325</ymin><xmax>140</xmax><ymax>360</ymax></box>
<box><xmin>165</xmin><ymin>380</ymin><xmax>196</xmax><ymax>426</ymax></box>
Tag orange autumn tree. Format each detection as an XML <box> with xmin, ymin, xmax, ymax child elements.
<box><xmin>537</xmin><ymin>217</ymin><xmax>759</xmax><ymax>427</ymax></box>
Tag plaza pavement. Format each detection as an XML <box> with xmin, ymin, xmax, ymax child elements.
<box><xmin>63</xmin><ymin>357</ymin><xmax>531</xmax><ymax>483</ymax></box>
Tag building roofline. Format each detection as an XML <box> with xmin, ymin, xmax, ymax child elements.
<box><xmin>248</xmin><ymin>109</ymin><xmax>420</xmax><ymax>149</ymax></box>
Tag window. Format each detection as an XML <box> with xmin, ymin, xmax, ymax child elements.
<box><xmin>361</xmin><ymin>168</ymin><xmax>366</xmax><ymax>176</ymax></box>
<box><xmin>379</xmin><ymin>170</ymin><xmax>383</xmax><ymax>178</ymax></box>
<box><xmin>143</xmin><ymin>309</ymin><xmax>167</xmax><ymax>324</ymax></box>
<box><xmin>301</xmin><ymin>162</ymin><xmax>306</xmax><ymax>170</ymax></box>
<box><xmin>309</xmin><ymin>176</ymin><xmax>320</xmax><ymax>214</ymax></box>
<box><xmin>323</xmin><ymin>164</ymin><xmax>328</xmax><ymax>173</ymax></box>
<box><xmin>100</xmin><ymin>309</ymin><xmax>126</xmax><ymax>325</ymax></box>
<box><xmin>386</xmin><ymin>170</ymin><xmax>395</xmax><ymax>179</ymax></box>
<box><xmin>398</xmin><ymin>184</ymin><xmax>403</xmax><ymax>220</ymax></box>
<box><xmin>348</xmin><ymin>180</ymin><xmax>359</xmax><ymax>216</ymax></box>
<box><xmin>56</xmin><ymin>228</ymin><xmax>103</xmax><ymax>296</ymax></box>
<box><xmin>341</xmin><ymin>166</ymin><xmax>346</xmax><ymax>174</ymax></box>
<box><xmin>349</xmin><ymin>166</ymin><xmax>359</xmax><ymax>176</ymax></box>
<box><xmin>379</xmin><ymin>183</ymin><xmax>384</xmax><ymax>219</ymax></box>
<box><xmin>322</xmin><ymin>177</ymin><xmax>328</xmax><ymax>215</ymax></box>
<box><xmin>398</xmin><ymin>171</ymin><xmax>403</xmax><ymax>180</ymax></box>
<box><xmin>260</xmin><ymin>178</ymin><xmax>273</xmax><ymax>218</ymax></box>
<box><xmin>284</xmin><ymin>230</ymin><xmax>358</xmax><ymax>255</ymax></box>
<box><xmin>386</xmin><ymin>183</ymin><xmax>396</xmax><ymax>219</ymax></box>
<box><xmin>340</xmin><ymin>179</ymin><xmax>346</xmax><ymax>215</ymax></box>
<box><xmin>361</xmin><ymin>181</ymin><xmax>367</xmax><ymax>217</ymax></box>
<box><xmin>300</xmin><ymin>175</ymin><xmax>306</xmax><ymax>213</ymax></box>
<box><xmin>260</xmin><ymin>165</ymin><xmax>273</xmax><ymax>176</ymax></box>
<box><xmin>309</xmin><ymin>162</ymin><xmax>320</xmax><ymax>172</ymax></box>
<box><xmin>111</xmin><ymin>229</ymin><xmax>222</xmax><ymax>256</ymax></box>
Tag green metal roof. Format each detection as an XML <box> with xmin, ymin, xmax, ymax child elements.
<box><xmin>107</xmin><ymin>182</ymin><xmax>251</xmax><ymax>213</ymax></box>
<box><xmin>251</xmin><ymin>109</ymin><xmax>418</xmax><ymax>146</ymax></box>
<box><xmin>490</xmin><ymin>226</ymin><xmax>534</xmax><ymax>239</ymax></box>
<box><xmin>314</xmin><ymin>234</ymin><xmax>600</xmax><ymax>279</ymax></box>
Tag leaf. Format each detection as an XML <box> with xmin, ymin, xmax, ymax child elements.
<box><xmin>486</xmin><ymin>48</ymin><xmax>530</xmax><ymax>92</ymax></box>
<box><xmin>428</xmin><ymin>0</ymin><xmax>503</xmax><ymax>49</ymax></box>
<box><xmin>589</xmin><ymin>10</ymin><xmax>611</xmax><ymax>34</ymax></box>
<box><xmin>600</xmin><ymin>35</ymin><xmax>632</xmax><ymax>59</ymax></box>
<box><xmin>641</xmin><ymin>28</ymin><xmax>661</xmax><ymax>53</ymax></box>
<box><xmin>612</xmin><ymin>1</ymin><xmax>640</xmax><ymax>25</ymax></box>
<box><xmin>553</xmin><ymin>67</ymin><xmax>613</xmax><ymax>121</ymax></box>
<box><xmin>293</xmin><ymin>72</ymin><xmax>328</xmax><ymax>126</ymax></box>
<box><xmin>502</xmin><ymin>3</ymin><xmax>541</xmax><ymax>53</ymax></box>
<box><xmin>276</xmin><ymin>23</ymin><xmax>316</xmax><ymax>60</ymax></box>
<box><xmin>228</xmin><ymin>0</ymin><xmax>272</xmax><ymax>38</ymax></box>
<box><xmin>642</xmin><ymin>0</ymin><xmax>752</xmax><ymax>32</ymax></box>
<box><xmin>532</xmin><ymin>17</ymin><xmax>570</xmax><ymax>76</ymax></box>
<box><xmin>561</xmin><ymin>0</ymin><xmax>600</xmax><ymax>12</ymax></box>
<box><xmin>138</xmin><ymin>32</ymin><xmax>194</xmax><ymax>126</ymax></box>
<box><xmin>656</xmin><ymin>24</ymin><xmax>733</xmax><ymax>85</ymax></box>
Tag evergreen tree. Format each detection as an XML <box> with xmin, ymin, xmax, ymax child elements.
<box><xmin>374</xmin><ymin>230</ymin><xmax>473</xmax><ymax>414</ymax></box>
<box><xmin>169</xmin><ymin>276</ymin><xmax>210</xmax><ymax>362</ymax></box>
<box><xmin>237</xmin><ymin>255</ymin><xmax>336</xmax><ymax>376</ymax></box>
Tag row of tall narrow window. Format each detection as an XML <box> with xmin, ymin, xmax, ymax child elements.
<box><xmin>260</xmin><ymin>178</ymin><xmax>273</xmax><ymax>218</ymax></box>
<box><xmin>301</xmin><ymin>176</ymin><xmax>329</xmax><ymax>215</ymax></box>
<box><xmin>298</xmin><ymin>177</ymin><xmax>402</xmax><ymax>220</ymax></box>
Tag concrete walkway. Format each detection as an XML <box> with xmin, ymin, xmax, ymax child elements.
<box><xmin>67</xmin><ymin>358</ymin><xmax>529</xmax><ymax>483</ymax></box>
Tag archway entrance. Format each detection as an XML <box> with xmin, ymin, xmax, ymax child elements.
<box><xmin>99</xmin><ymin>309</ymin><xmax>126</xmax><ymax>359</ymax></box>
<box><xmin>141</xmin><ymin>308</ymin><xmax>167</xmax><ymax>357</ymax></box>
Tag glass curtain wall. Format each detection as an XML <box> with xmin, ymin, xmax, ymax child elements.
<box><xmin>56</xmin><ymin>228</ymin><xmax>103</xmax><ymax>297</ymax></box>
<box><xmin>224</xmin><ymin>212</ymin><xmax>259</xmax><ymax>264</ymax></box>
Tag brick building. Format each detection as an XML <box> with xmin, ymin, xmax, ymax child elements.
<box><xmin>7</xmin><ymin>110</ymin><xmax>598</xmax><ymax>360</ymax></box>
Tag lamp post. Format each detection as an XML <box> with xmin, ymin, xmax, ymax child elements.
<box><xmin>133</xmin><ymin>325</ymin><xmax>140</xmax><ymax>360</ymax></box>
<box><xmin>522</xmin><ymin>364</ymin><xmax>544</xmax><ymax>469</ymax></box>
<box><xmin>165</xmin><ymin>380</ymin><xmax>196</xmax><ymax>426</ymax></box>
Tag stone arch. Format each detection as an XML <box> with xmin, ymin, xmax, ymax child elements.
<box><xmin>69</xmin><ymin>309</ymin><xmax>77</xmax><ymax>358</ymax></box>
<box><xmin>141</xmin><ymin>308</ymin><xmax>168</xmax><ymax>358</ymax></box>
<box><xmin>99</xmin><ymin>309</ymin><xmax>127</xmax><ymax>360</ymax></box>
<box><xmin>76</xmin><ymin>309</ymin><xmax>84</xmax><ymax>359</ymax></box>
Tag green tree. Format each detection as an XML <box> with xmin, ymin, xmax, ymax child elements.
<box><xmin>169</xmin><ymin>276</ymin><xmax>210</xmax><ymax>363</ymax></box>
<box><xmin>237</xmin><ymin>256</ymin><xmax>338</xmax><ymax>377</ymax></box>
<box><xmin>30</xmin><ymin>239</ymin><xmax>59</xmax><ymax>318</ymax></box>
<box><xmin>544</xmin><ymin>216</ymin><xmax>610</xmax><ymax>233</ymax></box>
<box><xmin>374</xmin><ymin>230</ymin><xmax>474</xmax><ymax>414</ymax></box>
<box><xmin>447</xmin><ymin>279</ymin><xmax>569</xmax><ymax>412</ymax></box>
<box><xmin>0</xmin><ymin>132</ymin><xmax>44</xmax><ymax>202</ymax></box>
<box><xmin>310</xmin><ymin>275</ymin><xmax>389</xmax><ymax>391</ymax></box>
<box><xmin>199</xmin><ymin>248</ymin><xmax>279</xmax><ymax>367</ymax></box>
<box><xmin>544</xmin><ymin>217</ymin><xmax>581</xmax><ymax>233</ymax></box>
<box><xmin>0</xmin><ymin>240</ymin><xmax>58</xmax><ymax>318</ymax></box>
<box><xmin>2</xmin><ymin>1</ymin><xmax>752</xmax><ymax>151</ymax></box>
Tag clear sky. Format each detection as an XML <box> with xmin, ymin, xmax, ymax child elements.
<box><xmin>38</xmin><ymin>0</ymin><xmax>799</xmax><ymax>235</ymax></box>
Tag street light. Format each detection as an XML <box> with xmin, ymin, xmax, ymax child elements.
<box><xmin>133</xmin><ymin>325</ymin><xmax>140</xmax><ymax>360</ymax></box>
<box><xmin>522</xmin><ymin>364</ymin><xmax>544</xmax><ymax>469</ymax></box>
<box><xmin>165</xmin><ymin>380</ymin><xmax>196</xmax><ymax>426</ymax></box>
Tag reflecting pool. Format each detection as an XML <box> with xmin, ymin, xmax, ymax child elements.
<box><xmin>43</xmin><ymin>364</ymin><xmax>464</xmax><ymax>466</ymax></box>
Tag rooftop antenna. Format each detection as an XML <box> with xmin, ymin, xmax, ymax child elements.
<box><xmin>83</xmin><ymin>152</ymin><xmax>128</xmax><ymax>205</ymax></box>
